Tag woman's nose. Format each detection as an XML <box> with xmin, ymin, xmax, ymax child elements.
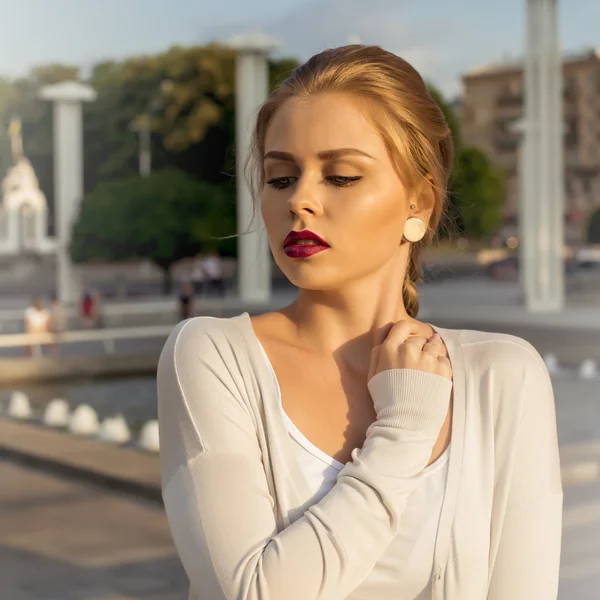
<box><xmin>287</xmin><ymin>178</ymin><xmax>323</xmax><ymax>216</ymax></box>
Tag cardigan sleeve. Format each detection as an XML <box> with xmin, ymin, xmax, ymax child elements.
<box><xmin>157</xmin><ymin>317</ymin><xmax>452</xmax><ymax>600</ymax></box>
<box><xmin>487</xmin><ymin>344</ymin><xmax>563</xmax><ymax>599</ymax></box>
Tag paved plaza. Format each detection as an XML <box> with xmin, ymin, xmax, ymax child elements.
<box><xmin>0</xmin><ymin>461</ymin><xmax>187</xmax><ymax>600</ymax></box>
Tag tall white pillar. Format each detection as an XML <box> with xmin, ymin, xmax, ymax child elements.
<box><xmin>227</xmin><ymin>33</ymin><xmax>280</xmax><ymax>303</ymax></box>
<box><xmin>522</xmin><ymin>0</ymin><xmax>564</xmax><ymax>312</ymax></box>
<box><xmin>40</xmin><ymin>82</ymin><xmax>96</xmax><ymax>306</ymax></box>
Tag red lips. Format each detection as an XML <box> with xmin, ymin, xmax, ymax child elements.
<box><xmin>283</xmin><ymin>229</ymin><xmax>330</xmax><ymax>259</ymax></box>
<box><xmin>283</xmin><ymin>229</ymin><xmax>329</xmax><ymax>248</ymax></box>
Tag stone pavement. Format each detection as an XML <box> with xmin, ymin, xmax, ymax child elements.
<box><xmin>0</xmin><ymin>460</ymin><xmax>187</xmax><ymax>600</ymax></box>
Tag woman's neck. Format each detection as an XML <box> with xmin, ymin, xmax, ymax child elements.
<box><xmin>279</xmin><ymin>254</ymin><xmax>431</xmax><ymax>374</ymax></box>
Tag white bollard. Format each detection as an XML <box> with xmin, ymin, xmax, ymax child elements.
<box><xmin>98</xmin><ymin>414</ymin><xmax>131</xmax><ymax>444</ymax></box>
<box><xmin>578</xmin><ymin>359</ymin><xmax>597</xmax><ymax>380</ymax></box>
<box><xmin>43</xmin><ymin>399</ymin><xmax>70</xmax><ymax>427</ymax></box>
<box><xmin>543</xmin><ymin>353</ymin><xmax>560</xmax><ymax>375</ymax></box>
<box><xmin>68</xmin><ymin>404</ymin><xmax>99</xmax><ymax>436</ymax></box>
<box><xmin>139</xmin><ymin>420</ymin><xmax>160</xmax><ymax>452</ymax></box>
<box><xmin>8</xmin><ymin>391</ymin><xmax>32</xmax><ymax>420</ymax></box>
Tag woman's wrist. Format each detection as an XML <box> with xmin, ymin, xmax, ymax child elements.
<box><xmin>368</xmin><ymin>369</ymin><xmax>452</xmax><ymax>437</ymax></box>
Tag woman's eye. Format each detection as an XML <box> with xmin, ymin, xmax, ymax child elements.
<box><xmin>327</xmin><ymin>176</ymin><xmax>362</xmax><ymax>187</ymax></box>
<box><xmin>266</xmin><ymin>177</ymin><xmax>295</xmax><ymax>189</ymax></box>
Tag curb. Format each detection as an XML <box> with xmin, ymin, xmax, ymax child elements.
<box><xmin>0</xmin><ymin>419</ymin><xmax>162</xmax><ymax>504</ymax></box>
<box><xmin>0</xmin><ymin>443</ymin><xmax>162</xmax><ymax>503</ymax></box>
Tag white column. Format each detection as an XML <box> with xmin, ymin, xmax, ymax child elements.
<box><xmin>546</xmin><ymin>0</ymin><xmax>565</xmax><ymax>309</ymax></box>
<box><xmin>522</xmin><ymin>0</ymin><xmax>564</xmax><ymax>312</ymax></box>
<box><xmin>227</xmin><ymin>33</ymin><xmax>280</xmax><ymax>303</ymax></box>
<box><xmin>40</xmin><ymin>82</ymin><xmax>97</xmax><ymax>306</ymax></box>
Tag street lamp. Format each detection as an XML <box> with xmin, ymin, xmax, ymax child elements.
<box><xmin>130</xmin><ymin>79</ymin><xmax>174</xmax><ymax>177</ymax></box>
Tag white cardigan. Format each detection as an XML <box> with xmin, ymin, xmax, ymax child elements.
<box><xmin>157</xmin><ymin>312</ymin><xmax>563</xmax><ymax>600</ymax></box>
<box><xmin>262</xmin><ymin>338</ymin><xmax>453</xmax><ymax>598</ymax></box>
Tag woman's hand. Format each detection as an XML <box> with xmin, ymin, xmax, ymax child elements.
<box><xmin>368</xmin><ymin>320</ymin><xmax>452</xmax><ymax>382</ymax></box>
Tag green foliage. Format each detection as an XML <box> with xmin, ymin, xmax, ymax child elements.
<box><xmin>0</xmin><ymin>44</ymin><xmax>504</xmax><ymax>252</ymax></box>
<box><xmin>427</xmin><ymin>83</ymin><xmax>462</xmax><ymax>150</ymax></box>
<box><xmin>427</xmin><ymin>83</ymin><xmax>505</xmax><ymax>239</ymax></box>
<box><xmin>0</xmin><ymin>48</ymin><xmax>301</xmax><ymax>201</ymax></box>
<box><xmin>452</xmin><ymin>147</ymin><xmax>504</xmax><ymax>238</ymax></box>
<box><xmin>587</xmin><ymin>208</ymin><xmax>600</xmax><ymax>244</ymax></box>
<box><xmin>70</xmin><ymin>169</ymin><xmax>236</xmax><ymax>271</ymax></box>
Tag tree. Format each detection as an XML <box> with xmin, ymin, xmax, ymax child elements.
<box><xmin>427</xmin><ymin>83</ymin><xmax>462</xmax><ymax>150</ymax></box>
<box><xmin>70</xmin><ymin>169</ymin><xmax>235</xmax><ymax>293</ymax></box>
<box><xmin>427</xmin><ymin>83</ymin><xmax>507</xmax><ymax>240</ymax></box>
<box><xmin>427</xmin><ymin>83</ymin><xmax>466</xmax><ymax>237</ymax></box>
<box><xmin>0</xmin><ymin>48</ymin><xmax>300</xmax><ymax>206</ymax></box>
<box><xmin>451</xmin><ymin>147</ymin><xmax>504</xmax><ymax>239</ymax></box>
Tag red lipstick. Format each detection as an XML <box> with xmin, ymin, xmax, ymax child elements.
<box><xmin>283</xmin><ymin>229</ymin><xmax>330</xmax><ymax>258</ymax></box>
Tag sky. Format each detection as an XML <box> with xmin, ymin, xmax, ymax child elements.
<box><xmin>0</xmin><ymin>0</ymin><xmax>599</xmax><ymax>98</ymax></box>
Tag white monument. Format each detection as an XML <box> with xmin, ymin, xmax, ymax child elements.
<box><xmin>40</xmin><ymin>81</ymin><xmax>97</xmax><ymax>305</ymax></box>
<box><xmin>0</xmin><ymin>117</ymin><xmax>56</xmax><ymax>258</ymax></box>
<box><xmin>521</xmin><ymin>0</ymin><xmax>564</xmax><ymax>312</ymax></box>
<box><xmin>227</xmin><ymin>32</ymin><xmax>280</xmax><ymax>303</ymax></box>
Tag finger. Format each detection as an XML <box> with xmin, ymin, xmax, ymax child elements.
<box><xmin>437</xmin><ymin>356</ymin><xmax>453</xmax><ymax>380</ymax></box>
<box><xmin>404</xmin><ymin>335</ymin><xmax>429</xmax><ymax>351</ymax></box>
<box><xmin>382</xmin><ymin>320</ymin><xmax>422</xmax><ymax>348</ymax></box>
<box><xmin>423</xmin><ymin>333</ymin><xmax>443</xmax><ymax>349</ymax></box>
<box><xmin>427</xmin><ymin>332</ymin><xmax>442</xmax><ymax>344</ymax></box>
<box><xmin>423</xmin><ymin>339</ymin><xmax>444</xmax><ymax>356</ymax></box>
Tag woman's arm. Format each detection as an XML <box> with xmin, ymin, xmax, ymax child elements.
<box><xmin>487</xmin><ymin>346</ymin><xmax>563</xmax><ymax>599</ymax></box>
<box><xmin>158</xmin><ymin>318</ymin><xmax>452</xmax><ymax>600</ymax></box>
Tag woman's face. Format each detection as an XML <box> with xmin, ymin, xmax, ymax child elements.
<box><xmin>261</xmin><ymin>91</ymin><xmax>417</xmax><ymax>291</ymax></box>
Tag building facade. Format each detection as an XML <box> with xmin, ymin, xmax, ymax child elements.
<box><xmin>461</xmin><ymin>48</ymin><xmax>600</xmax><ymax>243</ymax></box>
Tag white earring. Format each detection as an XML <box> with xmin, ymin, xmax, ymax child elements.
<box><xmin>403</xmin><ymin>217</ymin><xmax>427</xmax><ymax>243</ymax></box>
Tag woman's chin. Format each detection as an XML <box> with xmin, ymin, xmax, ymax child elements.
<box><xmin>277</xmin><ymin>263</ymin><xmax>337</xmax><ymax>292</ymax></box>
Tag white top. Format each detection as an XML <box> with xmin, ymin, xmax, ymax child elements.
<box><xmin>24</xmin><ymin>306</ymin><xmax>49</xmax><ymax>332</ymax></box>
<box><xmin>157</xmin><ymin>313</ymin><xmax>563</xmax><ymax>600</ymax></box>
<box><xmin>258</xmin><ymin>341</ymin><xmax>450</xmax><ymax>598</ymax></box>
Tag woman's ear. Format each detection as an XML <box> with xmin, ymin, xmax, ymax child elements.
<box><xmin>410</xmin><ymin>176</ymin><xmax>436</xmax><ymax>223</ymax></box>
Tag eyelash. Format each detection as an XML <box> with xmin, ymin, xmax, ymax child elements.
<box><xmin>266</xmin><ymin>176</ymin><xmax>362</xmax><ymax>190</ymax></box>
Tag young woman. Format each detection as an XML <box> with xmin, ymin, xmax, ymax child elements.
<box><xmin>157</xmin><ymin>45</ymin><xmax>562</xmax><ymax>600</ymax></box>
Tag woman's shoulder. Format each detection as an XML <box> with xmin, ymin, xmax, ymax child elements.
<box><xmin>446</xmin><ymin>329</ymin><xmax>549</xmax><ymax>387</ymax></box>
<box><xmin>448</xmin><ymin>327</ymin><xmax>553</xmax><ymax>416</ymax></box>
<box><xmin>159</xmin><ymin>314</ymin><xmax>254</xmax><ymax>374</ymax></box>
<box><xmin>450</xmin><ymin>327</ymin><xmax>546</xmax><ymax>372</ymax></box>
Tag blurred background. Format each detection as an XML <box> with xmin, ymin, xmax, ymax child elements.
<box><xmin>0</xmin><ymin>0</ymin><xmax>598</xmax><ymax>598</ymax></box>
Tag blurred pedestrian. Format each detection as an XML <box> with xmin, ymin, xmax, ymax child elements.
<box><xmin>81</xmin><ymin>290</ymin><xmax>95</xmax><ymax>328</ymax></box>
<box><xmin>48</xmin><ymin>294</ymin><xmax>67</xmax><ymax>355</ymax></box>
<box><xmin>202</xmin><ymin>250</ymin><xmax>225</xmax><ymax>297</ymax></box>
<box><xmin>192</xmin><ymin>254</ymin><xmax>207</xmax><ymax>297</ymax></box>
<box><xmin>24</xmin><ymin>296</ymin><xmax>49</xmax><ymax>356</ymax></box>
<box><xmin>178</xmin><ymin>279</ymin><xmax>195</xmax><ymax>321</ymax></box>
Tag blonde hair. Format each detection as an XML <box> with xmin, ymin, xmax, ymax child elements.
<box><xmin>246</xmin><ymin>45</ymin><xmax>454</xmax><ymax>318</ymax></box>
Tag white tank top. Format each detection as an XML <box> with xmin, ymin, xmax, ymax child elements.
<box><xmin>259</xmin><ymin>342</ymin><xmax>450</xmax><ymax>599</ymax></box>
